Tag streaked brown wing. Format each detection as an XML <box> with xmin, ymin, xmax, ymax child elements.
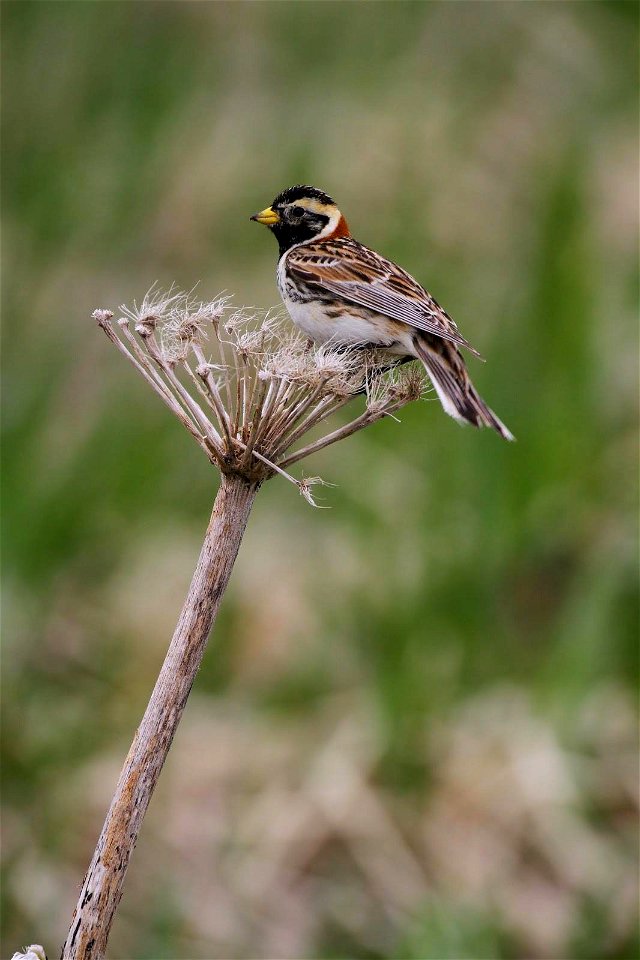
<box><xmin>286</xmin><ymin>238</ymin><xmax>482</xmax><ymax>357</ymax></box>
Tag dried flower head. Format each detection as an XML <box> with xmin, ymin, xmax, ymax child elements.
<box><xmin>12</xmin><ymin>947</ymin><xmax>48</xmax><ymax>960</ymax></box>
<box><xmin>93</xmin><ymin>287</ymin><xmax>426</xmax><ymax>504</ymax></box>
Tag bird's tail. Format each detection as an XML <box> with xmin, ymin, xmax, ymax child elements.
<box><xmin>413</xmin><ymin>336</ymin><xmax>514</xmax><ymax>441</ymax></box>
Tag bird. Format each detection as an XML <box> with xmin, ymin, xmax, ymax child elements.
<box><xmin>251</xmin><ymin>184</ymin><xmax>513</xmax><ymax>440</ymax></box>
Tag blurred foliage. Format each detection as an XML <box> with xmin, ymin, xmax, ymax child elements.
<box><xmin>2</xmin><ymin>2</ymin><xmax>638</xmax><ymax>959</ymax></box>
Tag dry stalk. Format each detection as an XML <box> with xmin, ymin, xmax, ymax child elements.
<box><xmin>61</xmin><ymin>288</ymin><xmax>426</xmax><ymax>959</ymax></box>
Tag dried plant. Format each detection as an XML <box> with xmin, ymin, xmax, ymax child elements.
<box><xmin>11</xmin><ymin>947</ymin><xmax>47</xmax><ymax>960</ymax></box>
<box><xmin>95</xmin><ymin>286</ymin><xmax>425</xmax><ymax>504</ymax></box>
<box><xmin>61</xmin><ymin>288</ymin><xmax>425</xmax><ymax>959</ymax></box>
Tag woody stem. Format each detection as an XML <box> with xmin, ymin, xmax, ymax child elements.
<box><xmin>61</xmin><ymin>473</ymin><xmax>259</xmax><ymax>960</ymax></box>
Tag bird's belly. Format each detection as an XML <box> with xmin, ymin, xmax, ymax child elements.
<box><xmin>283</xmin><ymin>298</ymin><xmax>410</xmax><ymax>354</ymax></box>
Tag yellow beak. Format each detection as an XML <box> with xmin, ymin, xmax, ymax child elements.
<box><xmin>250</xmin><ymin>206</ymin><xmax>280</xmax><ymax>226</ymax></box>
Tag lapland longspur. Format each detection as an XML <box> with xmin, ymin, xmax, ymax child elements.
<box><xmin>251</xmin><ymin>185</ymin><xmax>513</xmax><ymax>440</ymax></box>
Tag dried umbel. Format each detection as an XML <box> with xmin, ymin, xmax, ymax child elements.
<box><xmin>95</xmin><ymin>286</ymin><xmax>426</xmax><ymax>504</ymax></box>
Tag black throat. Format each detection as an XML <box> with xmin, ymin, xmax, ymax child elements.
<box><xmin>271</xmin><ymin>215</ymin><xmax>330</xmax><ymax>257</ymax></box>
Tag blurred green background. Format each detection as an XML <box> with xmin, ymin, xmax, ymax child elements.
<box><xmin>2</xmin><ymin>2</ymin><xmax>638</xmax><ymax>958</ymax></box>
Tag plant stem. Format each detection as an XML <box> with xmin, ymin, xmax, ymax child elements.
<box><xmin>61</xmin><ymin>473</ymin><xmax>259</xmax><ymax>960</ymax></box>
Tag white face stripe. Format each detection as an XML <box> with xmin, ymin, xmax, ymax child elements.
<box><xmin>293</xmin><ymin>198</ymin><xmax>335</xmax><ymax>215</ymax></box>
<box><xmin>314</xmin><ymin>207</ymin><xmax>342</xmax><ymax>240</ymax></box>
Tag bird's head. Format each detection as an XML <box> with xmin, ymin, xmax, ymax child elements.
<box><xmin>251</xmin><ymin>185</ymin><xmax>350</xmax><ymax>255</ymax></box>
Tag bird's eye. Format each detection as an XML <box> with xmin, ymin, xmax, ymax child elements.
<box><xmin>290</xmin><ymin>205</ymin><xmax>305</xmax><ymax>219</ymax></box>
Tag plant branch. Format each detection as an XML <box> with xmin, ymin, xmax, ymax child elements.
<box><xmin>61</xmin><ymin>473</ymin><xmax>259</xmax><ymax>960</ymax></box>
<box><xmin>279</xmin><ymin>404</ymin><xmax>402</xmax><ymax>468</ymax></box>
<box><xmin>95</xmin><ymin>313</ymin><xmax>211</xmax><ymax>457</ymax></box>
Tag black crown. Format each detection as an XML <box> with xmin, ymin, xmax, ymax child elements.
<box><xmin>272</xmin><ymin>184</ymin><xmax>335</xmax><ymax>207</ymax></box>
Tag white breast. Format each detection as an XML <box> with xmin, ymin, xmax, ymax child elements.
<box><xmin>276</xmin><ymin>255</ymin><xmax>330</xmax><ymax>343</ymax></box>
